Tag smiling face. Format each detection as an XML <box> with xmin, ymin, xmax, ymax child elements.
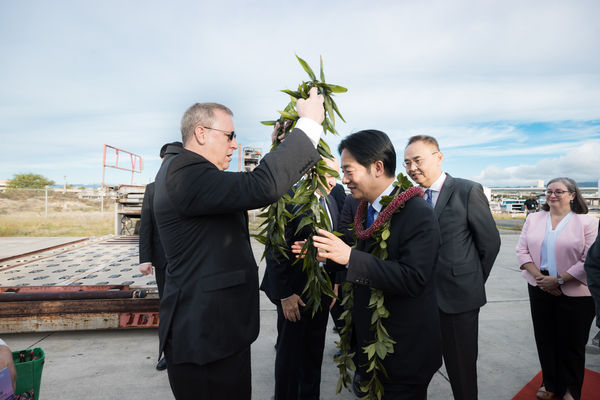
<box><xmin>403</xmin><ymin>140</ymin><xmax>443</xmax><ymax>188</ymax></box>
<box><xmin>545</xmin><ymin>181</ymin><xmax>575</xmax><ymax>212</ymax></box>
<box><xmin>340</xmin><ymin>149</ymin><xmax>378</xmax><ymax>202</ymax></box>
<box><xmin>194</xmin><ymin>109</ymin><xmax>238</xmax><ymax>170</ymax></box>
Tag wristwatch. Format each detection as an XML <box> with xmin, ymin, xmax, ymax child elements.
<box><xmin>557</xmin><ymin>276</ymin><xmax>565</xmax><ymax>285</ymax></box>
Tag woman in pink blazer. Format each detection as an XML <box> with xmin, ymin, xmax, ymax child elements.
<box><xmin>516</xmin><ymin>177</ymin><xmax>598</xmax><ymax>400</ymax></box>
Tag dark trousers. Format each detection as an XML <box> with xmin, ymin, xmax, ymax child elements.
<box><xmin>528</xmin><ymin>284</ymin><xmax>595</xmax><ymax>400</ymax></box>
<box><xmin>164</xmin><ymin>345</ymin><xmax>251</xmax><ymax>400</ymax></box>
<box><xmin>155</xmin><ymin>266</ymin><xmax>166</xmax><ymax>362</ymax></box>
<box><xmin>156</xmin><ymin>266</ymin><xmax>165</xmax><ymax>298</ymax></box>
<box><xmin>274</xmin><ymin>299</ymin><xmax>329</xmax><ymax>400</ymax></box>
<box><xmin>439</xmin><ymin>308</ymin><xmax>480</xmax><ymax>400</ymax></box>
<box><xmin>383</xmin><ymin>378</ymin><xmax>431</xmax><ymax>400</ymax></box>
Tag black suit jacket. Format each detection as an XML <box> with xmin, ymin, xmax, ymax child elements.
<box><xmin>330</xmin><ymin>183</ymin><xmax>347</xmax><ymax>216</ymax></box>
<box><xmin>139</xmin><ymin>144</ymin><xmax>182</xmax><ymax>268</ymax></box>
<box><xmin>433</xmin><ymin>174</ymin><xmax>501</xmax><ymax>314</ymax></box>
<box><xmin>346</xmin><ymin>194</ymin><xmax>442</xmax><ymax>384</ymax></box>
<box><xmin>153</xmin><ymin>130</ymin><xmax>320</xmax><ymax>366</ymax></box>
<box><xmin>138</xmin><ymin>183</ymin><xmax>166</xmax><ymax>268</ymax></box>
<box><xmin>584</xmin><ymin>233</ymin><xmax>600</xmax><ymax>325</ymax></box>
<box><xmin>261</xmin><ymin>193</ymin><xmax>340</xmax><ymax>304</ymax></box>
<box><xmin>339</xmin><ymin>194</ymin><xmax>360</xmax><ymax>246</ymax></box>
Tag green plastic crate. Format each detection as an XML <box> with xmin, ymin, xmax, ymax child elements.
<box><xmin>11</xmin><ymin>348</ymin><xmax>44</xmax><ymax>400</ymax></box>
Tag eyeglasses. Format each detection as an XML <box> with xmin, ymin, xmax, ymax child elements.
<box><xmin>545</xmin><ymin>190</ymin><xmax>570</xmax><ymax>197</ymax></box>
<box><xmin>402</xmin><ymin>152</ymin><xmax>439</xmax><ymax>168</ymax></box>
<box><xmin>201</xmin><ymin>126</ymin><xmax>236</xmax><ymax>141</ymax></box>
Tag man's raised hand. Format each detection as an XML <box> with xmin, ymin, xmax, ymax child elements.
<box><xmin>297</xmin><ymin>87</ymin><xmax>325</xmax><ymax>124</ymax></box>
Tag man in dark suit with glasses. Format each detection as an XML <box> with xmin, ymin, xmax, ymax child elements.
<box><xmin>153</xmin><ymin>88</ymin><xmax>325</xmax><ymax>400</ymax></box>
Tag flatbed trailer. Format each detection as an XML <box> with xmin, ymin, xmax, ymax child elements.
<box><xmin>0</xmin><ymin>235</ymin><xmax>159</xmax><ymax>334</ymax></box>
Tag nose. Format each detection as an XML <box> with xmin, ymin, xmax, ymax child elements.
<box><xmin>342</xmin><ymin>174</ymin><xmax>350</xmax><ymax>184</ymax></box>
<box><xmin>231</xmin><ymin>137</ymin><xmax>238</xmax><ymax>150</ymax></box>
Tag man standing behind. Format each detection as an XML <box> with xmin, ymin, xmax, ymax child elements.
<box><xmin>138</xmin><ymin>141</ymin><xmax>182</xmax><ymax>371</ymax></box>
<box><xmin>153</xmin><ymin>88</ymin><xmax>324</xmax><ymax>400</ymax></box>
<box><xmin>524</xmin><ymin>193</ymin><xmax>540</xmax><ymax>217</ymax></box>
<box><xmin>261</xmin><ymin>156</ymin><xmax>341</xmax><ymax>400</ymax></box>
<box><xmin>403</xmin><ymin>135</ymin><xmax>501</xmax><ymax>400</ymax></box>
<box><xmin>312</xmin><ymin>130</ymin><xmax>442</xmax><ymax>399</ymax></box>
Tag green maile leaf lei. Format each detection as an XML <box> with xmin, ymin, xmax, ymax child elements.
<box><xmin>253</xmin><ymin>55</ymin><xmax>348</xmax><ymax>315</ymax></box>
<box><xmin>335</xmin><ymin>174</ymin><xmax>423</xmax><ymax>400</ymax></box>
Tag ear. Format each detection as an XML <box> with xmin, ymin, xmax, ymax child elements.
<box><xmin>372</xmin><ymin>160</ymin><xmax>386</xmax><ymax>178</ymax></box>
<box><xmin>436</xmin><ymin>151</ymin><xmax>444</xmax><ymax>163</ymax></box>
<box><xmin>194</xmin><ymin>125</ymin><xmax>206</xmax><ymax>145</ymax></box>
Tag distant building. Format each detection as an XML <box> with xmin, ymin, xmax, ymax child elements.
<box><xmin>243</xmin><ymin>147</ymin><xmax>262</xmax><ymax>172</ymax></box>
<box><xmin>0</xmin><ymin>180</ymin><xmax>8</xmax><ymax>192</ymax></box>
<box><xmin>537</xmin><ymin>179</ymin><xmax>544</xmax><ymax>188</ymax></box>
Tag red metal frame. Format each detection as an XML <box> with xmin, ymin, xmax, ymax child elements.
<box><xmin>102</xmin><ymin>144</ymin><xmax>143</xmax><ymax>187</ymax></box>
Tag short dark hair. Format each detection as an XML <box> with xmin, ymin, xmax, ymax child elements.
<box><xmin>541</xmin><ymin>177</ymin><xmax>588</xmax><ymax>214</ymax></box>
<box><xmin>338</xmin><ymin>130</ymin><xmax>396</xmax><ymax>177</ymax></box>
<box><xmin>406</xmin><ymin>135</ymin><xmax>440</xmax><ymax>151</ymax></box>
<box><xmin>159</xmin><ymin>141</ymin><xmax>183</xmax><ymax>158</ymax></box>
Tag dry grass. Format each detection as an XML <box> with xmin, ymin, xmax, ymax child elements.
<box><xmin>493</xmin><ymin>212</ymin><xmax>526</xmax><ymax>220</ymax></box>
<box><xmin>0</xmin><ymin>191</ymin><xmax>115</xmax><ymax>237</ymax></box>
<box><xmin>0</xmin><ymin>211</ymin><xmax>113</xmax><ymax>237</ymax></box>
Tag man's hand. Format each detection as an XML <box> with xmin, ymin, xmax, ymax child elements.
<box><xmin>0</xmin><ymin>344</ymin><xmax>17</xmax><ymax>393</ymax></box>
<box><xmin>312</xmin><ymin>229</ymin><xmax>351</xmax><ymax>265</ymax></box>
<box><xmin>329</xmin><ymin>283</ymin><xmax>339</xmax><ymax>310</ymax></box>
<box><xmin>291</xmin><ymin>240</ymin><xmax>326</xmax><ymax>263</ymax></box>
<box><xmin>297</xmin><ymin>87</ymin><xmax>324</xmax><ymax>124</ymax></box>
<box><xmin>281</xmin><ymin>294</ymin><xmax>306</xmax><ymax>322</ymax></box>
<box><xmin>139</xmin><ymin>263</ymin><xmax>153</xmax><ymax>275</ymax></box>
<box><xmin>271</xmin><ymin>121</ymin><xmax>289</xmax><ymax>144</ymax></box>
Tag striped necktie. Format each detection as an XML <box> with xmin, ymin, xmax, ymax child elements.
<box><xmin>425</xmin><ymin>189</ymin><xmax>433</xmax><ymax>207</ymax></box>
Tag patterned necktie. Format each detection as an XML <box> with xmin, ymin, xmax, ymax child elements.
<box><xmin>425</xmin><ymin>189</ymin><xmax>433</xmax><ymax>207</ymax></box>
<box><xmin>366</xmin><ymin>204</ymin><xmax>377</xmax><ymax>228</ymax></box>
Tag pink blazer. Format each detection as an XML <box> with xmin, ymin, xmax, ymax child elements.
<box><xmin>516</xmin><ymin>211</ymin><xmax>599</xmax><ymax>297</ymax></box>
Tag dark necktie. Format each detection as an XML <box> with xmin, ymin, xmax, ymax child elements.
<box><xmin>425</xmin><ymin>189</ymin><xmax>433</xmax><ymax>207</ymax></box>
<box><xmin>366</xmin><ymin>204</ymin><xmax>377</xmax><ymax>228</ymax></box>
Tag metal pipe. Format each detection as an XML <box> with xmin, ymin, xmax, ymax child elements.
<box><xmin>0</xmin><ymin>289</ymin><xmax>147</xmax><ymax>302</ymax></box>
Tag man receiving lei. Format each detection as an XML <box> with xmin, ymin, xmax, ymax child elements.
<box><xmin>312</xmin><ymin>129</ymin><xmax>442</xmax><ymax>400</ymax></box>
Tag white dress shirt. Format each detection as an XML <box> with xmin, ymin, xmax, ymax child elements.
<box><xmin>295</xmin><ymin>117</ymin><xmax>323</xmax><ymax>148</ymax></box>
<box><xmin>369</xmin><ymin>181</ymin><xmax>398</xmax><ymax>220</ymax></box>
<box><xmin>423</xmin><ymin>172</ymin><xmax>447</xmax><ymax>207</ymax></box>
<box><xmin>540</xmin><ymin>212</ymin><xmax>573</xmax><ymax>277</ymax></box>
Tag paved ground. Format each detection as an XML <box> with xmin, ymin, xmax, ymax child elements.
<box><xmin>2</xmin><ymin>230</ymin><xmax>599</xmax><ymax>399</ymax></box>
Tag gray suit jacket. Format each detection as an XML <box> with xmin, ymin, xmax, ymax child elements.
<box><xmin>434</xmin><ymin>174</ymin><xmax>501</xmax><ymax>314</ymax></box>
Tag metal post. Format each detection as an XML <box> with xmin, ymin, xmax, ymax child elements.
<box><xmin>115</xmin><ymin>201</ymin><xmax>119</xmax><ymax>235</ymax></box>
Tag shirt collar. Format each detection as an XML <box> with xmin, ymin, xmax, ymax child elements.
<box><xmin>425</xmin><ymin>172</ymin><xmax>447</xmax><ymax>192</ymax></box>
<box><xmin>370</xmin><ymin>180</ymin><xmax>397</xmax><ymax>213</ymax></box>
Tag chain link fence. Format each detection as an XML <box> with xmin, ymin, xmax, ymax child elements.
<box><xmin>0</xmin><ymin>188</ymin><xmax>117</xmax><ymax>236</ymax></box>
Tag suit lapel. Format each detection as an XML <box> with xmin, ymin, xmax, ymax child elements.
<box><xmin>434</xmin><ymin>174</ymin><xmax>455</xmax><ymax>219</ymax></box>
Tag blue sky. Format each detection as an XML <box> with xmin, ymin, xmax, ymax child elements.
<box><xmin>1</xmin><ymin>0</ymin><xmax>599</xmax><ymax>187</ymax></box>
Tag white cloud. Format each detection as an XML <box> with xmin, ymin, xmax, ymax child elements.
<box><xmin>1</xmin><ymin>0</ymin><xmax>600</xmax><ymax>184</ymax></box>
<box><xmin>475</xmin><ymin>140</ymin><xmax>600</xmax><ymax>186</ymax></box>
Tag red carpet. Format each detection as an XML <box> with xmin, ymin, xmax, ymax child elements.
<box><xmin>512</xmin><ymin>369</ymin><xmax>600</xmax><ymax>399</ymax></box>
